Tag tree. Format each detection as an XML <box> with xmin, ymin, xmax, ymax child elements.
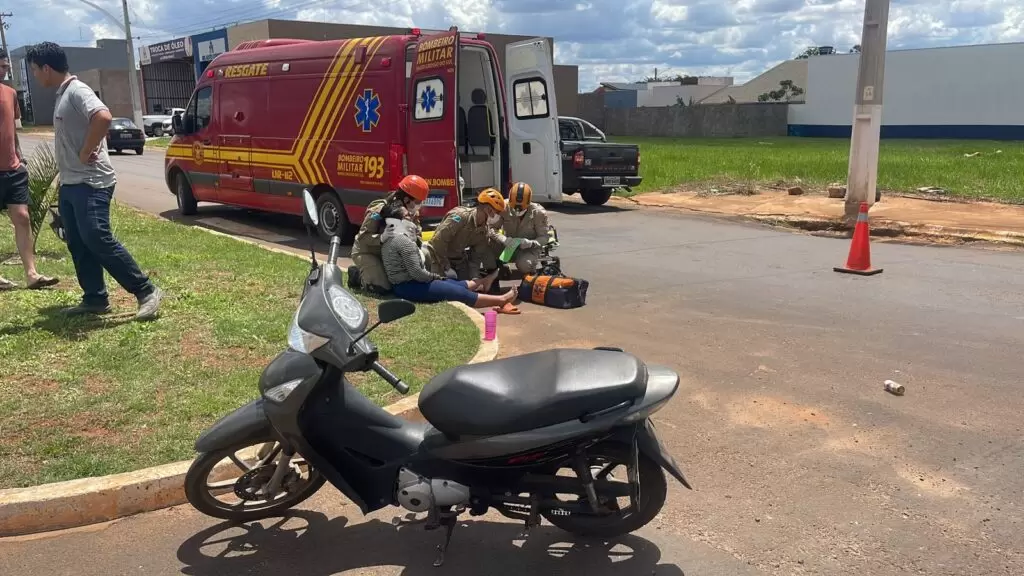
<box><xmin>757</xmin><ymin>79</ymin><xmax>805</xmax><ymax>102</ymax></box>
<box><xmin>25</xmin><ymin>143</ymin><xmax>60</xmax><ymax>250</ymax></box>
<box><xmin>850</xmin><ymin>44</ymin><xmax>862</xmax><ymax>53</ymax></box>
<box><xmin>795</xmin><ymin>47</ymin><xmax>821</xmax><ymax>59</ymax></box>
<box><xmin>643</xmin><ymin>73</ymin><xmax>698</xmax><ymax>85</ymax></box>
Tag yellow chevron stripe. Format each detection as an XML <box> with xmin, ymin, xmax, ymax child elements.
<box><xmin>307</xmin><ymin>36</ymin><xmax>385</xmax><ymax>183</ymax></box>
<box><xmin>311</xmin><ymin>36</ymin><xmax>388</xmax><ymax>183</ymax></box>
<box><xmin>293</xmin><ymin>40</ymin><xmax>357</xmax><ymax>183</ymax></box>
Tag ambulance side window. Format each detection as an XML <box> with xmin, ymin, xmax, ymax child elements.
<box><xmin>413</xmin><ymin>78</ymin><xmax>444</xmax><ymax>122</ymax></box>
<box><xmin>512</xmin><ymin>78</ymin><xmax>549</xmax><ymax>120</ymax></box>
<box><xmin>194</xmin><ymin>87</ymin><xmax>213</xmax><ymax>129</ymax></box>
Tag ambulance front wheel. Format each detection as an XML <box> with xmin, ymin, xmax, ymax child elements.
<box><xmin>314</xmin><ymin>190</ymin><xmax>351</xmax><ymax>242</ymax></box>
<box><xmin>176</xmin><ymin>173</ymin><xmax>198</xmax><ymax>216</ymax></box>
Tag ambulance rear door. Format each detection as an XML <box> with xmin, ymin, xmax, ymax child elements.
<box><xmin>406</xmin><ymin>28</ymin><xmax>460</xmax><ymax>218</ymax></box>
<box><xmin>505</xmin><ymin>38</ymin><xmax>561</xmax><ymax>203</ymax></box>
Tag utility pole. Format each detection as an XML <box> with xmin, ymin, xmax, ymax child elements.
<box><xmin>119</xmin><ymin>0</ymin><xmax>144</xmax><ymax>128</ymax></box>
<box><xmin>0</xmin><ymin>13</ymin><xmax>11</xmax><ymax>78</ymax></box>
<box><xmin>844</xmin><ymin>0</ymin><xmax>891</xmax><ymax>222</ymax></box>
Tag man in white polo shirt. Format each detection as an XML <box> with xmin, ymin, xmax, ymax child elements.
<box><xmin>26</xmin><ymin>42</ymin><xmax>162</xmax><ymax>319</ymax></box>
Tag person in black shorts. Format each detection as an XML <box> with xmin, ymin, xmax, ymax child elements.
<box><xmin>0</xmin><ymin>49</ymin><xmax>58</xmax><ymax>291</ymax></box>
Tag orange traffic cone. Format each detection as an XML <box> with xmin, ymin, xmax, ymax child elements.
<box><xmin>834</xmin><ymin>202</ymin><xmax>883</xmax><ymax>276</ymax></box>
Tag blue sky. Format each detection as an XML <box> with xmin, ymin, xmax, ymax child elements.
<box><xmin>14</xmin><ymin>0</ymin><xmax>1024</xmax><ymax>89</ymax></box>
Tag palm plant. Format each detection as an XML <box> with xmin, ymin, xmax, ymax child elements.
<box><xmin>25</xmin><ymin>142</ymin><xmax>60</xmax><ymax>250</ymax></box>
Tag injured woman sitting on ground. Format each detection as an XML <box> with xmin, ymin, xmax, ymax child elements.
<box><xmin>380</xmin><ymin>206</ymin><xmax>517</xmax><ymax>309</ymax></box>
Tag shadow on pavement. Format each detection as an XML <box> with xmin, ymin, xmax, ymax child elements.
<box><xmin>544</xmin><ymin>200</ymin><xmax>632</xmax><ymax>216</ymax></box>
<box><xmin>160</xmin><ymin>206</ymin><xmax>349</xmax><ymax>259</ymax></box>
<box><xmin>177</xmin><ymin>510</ymin><xmax>684</xmax><ymax>576</ymax></box>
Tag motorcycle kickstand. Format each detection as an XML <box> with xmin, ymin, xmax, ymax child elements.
<box><xmin>433</xmin><ymin>514</ymin><xmax>458</xmax><ymax>568</ymax></box>
<box><xmin>517</xmin><ymin>495</ymin><xmax>542</xmax><ymax>540</ymax></box>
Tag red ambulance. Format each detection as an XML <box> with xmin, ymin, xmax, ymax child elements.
<box><xmin>164</xmin><ymin>28</ymin><xmax>561</xmax><ymax>240</ymax></box>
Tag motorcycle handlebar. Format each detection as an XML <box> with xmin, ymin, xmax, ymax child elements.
<box><xmin>371</xmin><ymin>361</ymin><xmax>409</xmax><ymax>394</ymax></box>
<box><xmin>327</xmin><ymin>236</ymin><xmax>341</xmax><ymax>266</ymax></box>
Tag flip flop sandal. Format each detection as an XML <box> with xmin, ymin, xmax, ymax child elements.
<box><xmin>27</xmin><ymin>276</ymin><xmax>59</xmax><ymax>290</ymax></box>
<box><xmin>0</xmin><ymin>278</ymin><xmax>16</xmax><ymax>291</ymax></box>
<box><xmin>494</xmin><ymin>302</ymin><xmax>521</xmax><ymax>315</ymax></box>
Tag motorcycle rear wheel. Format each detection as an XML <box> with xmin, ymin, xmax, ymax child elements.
<box><xmin>184</xmin><ymin>438</ymin><xmax>326</xmax><ymax>522</ymax></box>
<box><xmin>541</xmin><ymin>442</ymin><xmax>667</xmax><ymax>538</ymax></box>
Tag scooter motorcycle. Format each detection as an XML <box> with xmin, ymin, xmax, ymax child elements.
<box><xmin>184</xmin><ymin>191</ymin><xmax>691</xmax><ymax>567</ymax></box>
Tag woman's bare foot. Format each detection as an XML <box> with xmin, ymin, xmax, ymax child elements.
<box><xmin>501</xmin><ymin>286</ymin><xmax>518</xmax><ymax>304</ymax></box>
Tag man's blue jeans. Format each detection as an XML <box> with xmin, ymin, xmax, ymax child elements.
<box><xmin>58</xmin><ymin>183</ymin><xmax>154</xmax><ymax>307</ymax></box>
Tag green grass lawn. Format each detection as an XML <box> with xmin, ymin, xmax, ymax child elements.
<box><xmin>146</xmin><ymin>136</ymin><xmax>172</xmax><ymax>149</ymax></box>
<box><xmin>0</xmin><ymin>205</ymin><xmax>478</xmax><ymax>489</ymax></box>
<box><xmin>618</xmin><ymin>137</ymin><xmax>1024</xmax><ymax>203</ymax></box>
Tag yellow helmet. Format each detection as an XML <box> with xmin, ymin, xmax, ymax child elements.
<box><xmin>477</xmin><ymin>188</ymin><xmax>506</xmax><ymax>213</ymax></box>
<box><xmin>508</xmin><ymin>182</ymin><xmax>532</xmax><ymax>214</ymax></box>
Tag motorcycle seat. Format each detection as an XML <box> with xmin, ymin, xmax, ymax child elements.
<box><xmin>418</xmin><ymin>349</ymin><xmax>648</xmax><ymax>437</ymax></box>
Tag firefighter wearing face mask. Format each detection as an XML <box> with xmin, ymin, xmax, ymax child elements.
<box><xmin>501</xmin><ymin>181</ymin><xmax>550</xmax><ymax>274</ymax></box>
<box><xmin>350</xmin><ymin>174</ymin><xmax>428</xmax><ymax>294</ymax></box>
<box><xmin>425</xmin><ymin>188</ymin><xmax>507</xmax><ymax>280</ymax></box>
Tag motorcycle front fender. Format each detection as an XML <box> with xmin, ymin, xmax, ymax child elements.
<box><xmin>194</xmin><ymin>399</ymin><xmax>277</xmax><ymax>453</ymax></box>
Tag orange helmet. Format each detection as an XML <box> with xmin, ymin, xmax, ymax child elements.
<box><xmin>477</xmin><ymin>188</ymin><xmax>506</xmax><ymax>213</ymax></box>
<box><xmin>397</xmin><ymin>175</ymin><xmax>429</xmax><ymax>202</ymax></box>
<box><xmin>508</xmin><ymin>182</ymin><xmax>532</xmax><ymax>213</ymax></box>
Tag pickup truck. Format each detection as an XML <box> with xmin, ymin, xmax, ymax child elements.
<box><xmin>558</xmin><ymin>116</ymin><xmax>642</xmax><ymax>206</ymax></box>
<box><xmin>142</xmin><ymin>108</ymin><xmax>185</xmax><ymax>137</ymax></box>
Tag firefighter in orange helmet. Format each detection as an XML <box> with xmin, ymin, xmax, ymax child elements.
<box><xmin>349</xmin><ymin>175</ymin><xmax>429</xmax><ymax>294</ymax></box>
<box><xmin>501</xmin><ymin>181</ymin><xmax>550</xmax><ymax>274</ymax></box>
<box><xmin>425</xmin><ymin>188</ymin><xmax>507</xmax><ymax>281</ymax></box>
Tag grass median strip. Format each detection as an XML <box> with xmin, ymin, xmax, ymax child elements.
<box><xmin>146</xmin><ymin>136</ymin><xmax>172</xmax><ymax>149</ymax></box>
<box><xmin>0</xmin><ymin>204</ymin><xmax>478</xmax><ymax>489</ymax></box>
<box><xmin>618</xmin><ymin>137</ymin><xmax>1024</xmax><ymax>203</ymax></box>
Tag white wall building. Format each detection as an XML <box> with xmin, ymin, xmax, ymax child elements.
<box><xmin>788</xmin><ymin>42</ymin><xmax>1024</xmax><ymax>139</ymax></box>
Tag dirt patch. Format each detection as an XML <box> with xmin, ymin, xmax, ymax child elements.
<box><xmin>726</xmin><ymin>395</ymin><xmax>832</xmax><ymax>430</ymax></box>
<box><xmin>630</xmin><ymin>189</ymin><xmax>1024</xmax><ymax>248</ymax></box>
<box><xmin>178</xmin><ymin>329</ymin><xmax>266</xmax><ymax>370</ymax></box>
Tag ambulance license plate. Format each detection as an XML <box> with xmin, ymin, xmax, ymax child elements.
<box><xmin>423</xmin><ymin>195</ymin><xmax>446</xmax><ymax>208</ymax></box>
<box><xmin>603</xmin><ymin>176</ymin><xmax>621</xmax><ymax>185</ymax></box>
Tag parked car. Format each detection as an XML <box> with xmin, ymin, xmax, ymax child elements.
<box><xmin>142</xmin><ymin>108</ymin><xmax>184</xmax><ymax>137</ymax></box>
<box><xmin>106</xmin><ymin>118</ymin><xmax>145</xmax><ymax>155</ymax></box>
<box><xmin>558</xmin><ymin>116</ymin><xmax>642</xmax><ymax>206</ymax></box>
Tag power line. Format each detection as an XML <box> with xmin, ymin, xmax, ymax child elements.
<box><xmin>137</xmin><ymin>0</ymin><xmax>386</xmax><ymax>42</ymax></box>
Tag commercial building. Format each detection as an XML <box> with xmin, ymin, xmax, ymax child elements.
<box><xmin>10</xmin><ymin>39</ymin><xmax>132</xmax><ymax>125</ymax></box>
<box><xmin>787</xmin><ymin>42</ymin><xmax>1024</xmax><ymax>139</ymax></box>
<box><xmin>139</xmin><ymin>37</ymin><xmax>196</xmax><ymax>113</ymax></box>
<box><xmin>142</xmin><ymin>20</ymin><xmax>578</xmax><ymax>116</ymax></box>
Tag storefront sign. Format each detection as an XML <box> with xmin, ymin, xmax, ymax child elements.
<box><xmin>140</xmin><ymin>37</ymin><xmax>192</xmax><ymax>65</ymax></box>
<box><xmin>191</xmin><ymin>29</ymin><xmax>229</xmax><ymax>79</ymax></box>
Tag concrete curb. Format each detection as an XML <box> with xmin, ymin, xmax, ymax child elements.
<box><xmin>0</xmin><ymin>227</ymin><xmax>498</xmax><ymax>538</ymax></box>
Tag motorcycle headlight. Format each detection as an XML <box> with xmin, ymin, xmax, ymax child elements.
<box><xmin>288</xmin><ymin>309</ymin><xmax>329</xmax><ymax>354</ymax></box>
<box><xmin>327</xmin><ymin>285</ymin><xmax>366</xmax><ymax>330</ymax></box>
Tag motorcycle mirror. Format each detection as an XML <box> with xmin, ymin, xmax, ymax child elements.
<box><xmin>302</xmin><ymin>189</ymin><xmax>319</xmax><ymax>227</ymax></box>
<box><xmin>378</xmin><ymin>299</ymin><xmax>416</xmax><ymax>324</ymax></box>
<box><xmin>348</xmin><ymin>300</ymin><xmax>417</xmax><ymax>354</ymax></box>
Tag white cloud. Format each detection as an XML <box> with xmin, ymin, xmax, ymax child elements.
<box><xmin>9</xmin><ymin>0</ymin><xmax>1023</xmax><ymax>91</ymax></box>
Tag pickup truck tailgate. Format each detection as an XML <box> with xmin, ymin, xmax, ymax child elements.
<box><xmin>579</xmin><ymin>144</ymin><xmax>639</xmax><ymax>173</ymax></box>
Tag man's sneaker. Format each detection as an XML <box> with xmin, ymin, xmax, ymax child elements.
<box><xmin>136</xmin><ymin>288</ymin><xmax>164</xmax><ymax>320</ymax></box>
<box><xmin>62</xmin><ymin>303</ymin><xmax>112</xmax><ymax>316</ymax></box>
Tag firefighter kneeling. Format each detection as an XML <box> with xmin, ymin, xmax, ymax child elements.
<box><xmin>349</xmin><ymin>175</ymin><xmax>429</xmax><ymax>294</ymax></box>
<box><xmin>500</xmin><ymin>181</ymin><xmax>550</xmax><ymax>275</ymax></box>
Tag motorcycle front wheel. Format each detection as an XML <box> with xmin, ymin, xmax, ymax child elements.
<box><xmin>541</xmin><ymin>442</ymin><xmax>667</xmax><ymax>538</ymax></box>
<box><xmin>184</xmin><ymin>437</ymin><xmax>326</xmax><ymax>522</ymax></box>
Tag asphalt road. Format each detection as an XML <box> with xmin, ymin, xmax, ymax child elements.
<box><xmin>5</xmin><ymin>135</ymin><xmax>1024</xmax><ymax>575</ymax></box>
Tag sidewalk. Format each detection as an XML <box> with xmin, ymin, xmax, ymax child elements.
<box><xmin>625</xmin><ymin>190</ymin><xmax>1024</xmax><ymax>246</ymax></box>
